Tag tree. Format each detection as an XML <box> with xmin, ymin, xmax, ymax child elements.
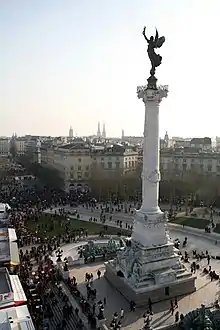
<box><xmin>9</xmin><ymin>139</ymin><xmax>17</xmax><ymax>158</ymax></box>
<box><xmin>89</xmin><ymin>164</ymin><xmax>142</xmax><ymax>201</ymax></box>
<box><xmin>16</xmin><ymin>156</ymin><xmax>64</xmax><ymax>190</ymax></box>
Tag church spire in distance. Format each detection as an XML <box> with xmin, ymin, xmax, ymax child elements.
<box><xmin>102</xmin><ymin>123</ymin><xmax>106</xmax><ymax>138</ymax></box>
<box><xmin>97</xmin><ymin>121</ymin><xmax>101</xmax><ymax>137</ymax></box>
<box><xmin>69</xmin><ymin>126</ymin><xmax>73</xmax><ymax>138</ymax></box>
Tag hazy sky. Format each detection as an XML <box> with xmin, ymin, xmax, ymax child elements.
<box><xmin>1</xmin><ymin>0</ymin><xmax>219</xmax><ymax>138</ymax></box>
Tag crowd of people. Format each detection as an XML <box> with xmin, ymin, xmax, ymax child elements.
<box><xmin>3</xmin><ymin>176</ymin><xmax>140</xmax><ymax>329</ymax></box>
<box><xmin>2</xmin><ymin>180</ymin><xmax>98</xmax><ymax>329</ymax></box>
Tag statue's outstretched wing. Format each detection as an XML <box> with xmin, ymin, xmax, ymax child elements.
<box><xmin>155</xmin><ymin>28</ymin><xmax>159</xmax><ymax>44</ymax></box>
<box><xmin>155</xmin><ymin>36</ymin><xmax>165</xmax><ymax>48</ymax></box>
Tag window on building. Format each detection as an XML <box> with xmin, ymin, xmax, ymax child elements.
<box><xmin>86</xmin><ymin>165</ymin><xmax>89</xmax><ymax>171</ymax></box>
<box><xmin>70</xmin><ymin>165</ymin><xmax>74</xmax><ymax>170</ymax></box>
<box><xmin>78</xmin><ymin>165</ymin><xmax>82</xmax><ymax>171</ymax></box>
<box><xmin>70</xmin><ymin>173</ymin><xmax>74</xmax><ymax>179</ymax></box>
<box><xmin>108</xmin><ymin>162</ymin><xmax>112</xmax><ymax>169</ymax></box>
<box><xmin>85</xmin><ymin>172</ymin><xmax>89</xmax><ymax>178</ymax></box>
<box><xmin>207</xmin><ymin>165</ymin><xmax>212</xmax><ymax>172</ymax></box>
<box><xmin>115</xmin><ymin>162</ymin><xmax>120</xmax><ymax>169</ymax></box>
<box><xmin>78</xmin><ymin>158</ymin><xmax>82</xmax><ymax>163</ymax></box>
<box><xmin>182</xmin><ymin>163</ymin><xmax>187</xmax><ymax>171</ymax></box>
<box><xmin>101</xmin><ymin>162</ymin><xmax>105</xmax><ymax>169</ymax></box>
<box><xmin>217</xmin><ymin>166</ymin><xmax>220</xmax><ymax>173</ymax></box>
<box><xmin>78</xmin><ymin>175</ymin><xmax>82</xmax><ymax>180</ymax></box>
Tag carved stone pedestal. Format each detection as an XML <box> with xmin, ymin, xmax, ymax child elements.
<box><xmin>105</xmin><ymin>210</ymin><xmax>196</xmax><ymax>305</ymax></box>
<box><xmin>105</xmin><ymin>261</ymin><xmax>196</xmax><ymax>306</ymax></box>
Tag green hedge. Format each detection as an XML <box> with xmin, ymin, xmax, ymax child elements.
<box><xmin>170</xmin><ymin>217</ymin><xmax>209</xmax><ymax>229</ymax></box>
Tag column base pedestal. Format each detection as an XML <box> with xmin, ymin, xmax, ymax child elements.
<box><xmin>105</xmin><ymin>204</ymin><xmax>196</xmax><ymax>306</ymax></box>
<box><xmin>105</xmin><ymin>262</ymin><xmax>196</xmax><ymax>306</ymax></box>
<box><xmin>132</xmin><ymin>208</ymin><xmax>170</xmax><ymax>247</ymax></box>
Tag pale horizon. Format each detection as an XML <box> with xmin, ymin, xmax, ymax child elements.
<box><xmin>1</xmin><ymin>0</ymin><xmax>219</xmax><ymax>138</ymax></box>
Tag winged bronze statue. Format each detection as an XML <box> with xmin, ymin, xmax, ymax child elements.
<box><xmin>142</xmin><ymin>27</ymin><xmax>165</xmax><ymax>76</ymax></box>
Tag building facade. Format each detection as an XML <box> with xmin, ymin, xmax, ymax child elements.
<box><xmin>160</xmin><ymin>149</ymin><xmax>220</xmax><ymax>176</ymax></box>
<box><xmin>0</xmin><ymin>138</ymin><xmax>10</xmax><ymax>156</ymax></box>
<box><xmin>41</xmin><ymin>139</ymin><xmax>138</xmax><ymax>191</ymax></box>
<box><xmin>15</xmin><ymin>138</ymin><xmax>26</xmax><ymax>156</ymax></box>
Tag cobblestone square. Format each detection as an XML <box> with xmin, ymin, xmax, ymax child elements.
<box><xmin>69</xmin><ymin>255</ymin><xmax>220</xmax><ymax>329</ymax></box>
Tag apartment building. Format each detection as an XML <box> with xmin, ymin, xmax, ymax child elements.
<box><xmin>14</xmin><ymin>138</ymin><xmax>26</xmax><ymax>156</ymax></box>
<box><xmin>0</xmin><ymin>138</ymin><xmax>10</xmax><ymax>155</ymax></box>
<box><xmin>160</xmin><ymin>148</ymin><xmax>220</xmax><ymax>176</ymax></box>
<box><xmin>41</xmin><ymin>139</ymin><xmax>138</xmax><ymax>191</ymax></box>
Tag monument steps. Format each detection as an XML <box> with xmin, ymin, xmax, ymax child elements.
<box><xmin>176</xmin><ymin>271</ymin><xmax>194</xmax><ymax>280</ymax></box>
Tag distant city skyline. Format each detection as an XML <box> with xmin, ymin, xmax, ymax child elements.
<box><xmin>1</xmin><ymin>0</ymin><xmax>220</xmax><ymax>137</ymax></box>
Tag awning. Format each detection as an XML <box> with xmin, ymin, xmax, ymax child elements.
<box><xmin>9</xmin><ymin>275</ymin><xmax>27</xmax><ymax>305</ymax></box>
<box><xmin>9</xmin><ymin>241</ymin><xmax>20</xmax><ymax>266</ymax></box>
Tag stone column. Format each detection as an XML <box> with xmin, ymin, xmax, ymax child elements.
<box><xmin>140</xmin><ymin>83</ymin><xmax>168</xmax><ymax>213</ymax></box>
<box><xmin>132</xmin><ymin>81</ymin><xmax>169</xmax><ymax>247</ymax></box>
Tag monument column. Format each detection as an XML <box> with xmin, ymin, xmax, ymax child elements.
<box><xmin>141</xmin><ymin>83</ymin><xmax>160</xmax><ymax>213</ymax></box>
<box><xmin>141</xmin><ymin>80</ymin><xmax>165</xmax><ymax>214</ymax></box>
<box><xmin>132</xmin><ymin>81</ymin><xmax>168</xmax><ymax>247</ymax></box>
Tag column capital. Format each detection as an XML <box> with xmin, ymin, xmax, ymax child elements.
<box><xmin>137</xmin><ymin>84</ymin><xmax>168</xmax><ymax>103</ymax></box>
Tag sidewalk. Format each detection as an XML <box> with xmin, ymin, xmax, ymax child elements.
<box><xmin>60</xmin><ymin>281</ymin><xmax>90</xmax><ymax>330</ymax></box>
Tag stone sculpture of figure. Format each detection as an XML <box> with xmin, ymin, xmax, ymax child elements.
<box><xmin>142</xmin><ymin>26</ymin><xmax>165</xmax><ymax>76</ymax></box>
<box><xmin>130</xmin><ymin>261</ymin><xmax>140</xmax><ymax>284</ymax></box>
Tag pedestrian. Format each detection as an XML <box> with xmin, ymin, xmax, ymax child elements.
<box><xmin>174</xmin><ymin>297</ymin><xmax>178</xmax><ymax>308</ymax></box>
<box><xmin>207</xmin><ymin>255</ymin><xmax>210</xmax><ymax>265</ymax></box>
<box><xmin>97</xmin><ymin>269</ymin><xmax>101</xmax><ymax>279</ymax></box>
<box><xmin>120</xmin><ymin>308</ymin><xmax>124</xmax><ymax>319</ymax></box>
<box><xmin>175</xmin><ymin>311</ymin><xmax>179</xmax><ymax>322</ymax></box>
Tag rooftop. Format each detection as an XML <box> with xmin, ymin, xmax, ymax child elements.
<box><xmin>0</xmin><ymin>305</ymin><xmax>35</xmax><ymax>330</ymax></box>
<box><xmin>0</xmin><ymin>268</ymin><xmax>12</xmax><ymax>294</ymax></box>
<box><xmin>190</xmin><ymin>137</ymin><xmax>212</xmax><ymax>145</ymax></box>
